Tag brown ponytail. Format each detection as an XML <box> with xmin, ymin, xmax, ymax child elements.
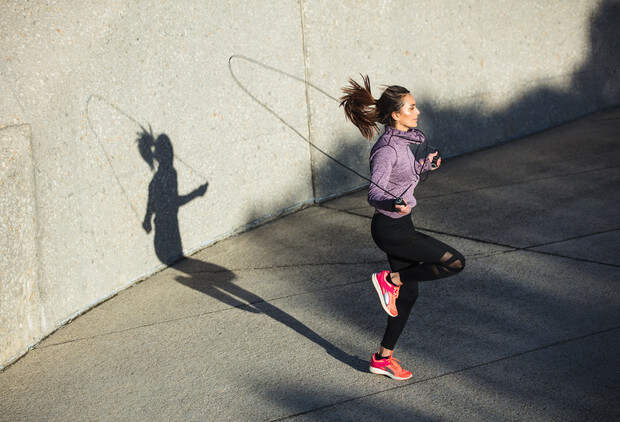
<box><xmin>340</xmin><ymin>75</ymin><xmax>410</xmax><ymax>139</ymax></box>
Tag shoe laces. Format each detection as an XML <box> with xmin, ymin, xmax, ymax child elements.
<box><xmin>388</xmin><ymin>356</ymin><xmax>403</xmax><ymax>370</ymax></box>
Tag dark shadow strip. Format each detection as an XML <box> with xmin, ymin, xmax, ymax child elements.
<box><xmin>318</xmin><ymin>205</ymin><xmax>518</xmax><ymax>250</ymax></box>
<box><xmin>270</xmin><ymin>325</ymin><xmax>620</xmax><ymax>421</ymax></box>
<box><xmin>34</xmin><ymin>277</ymin><xmax>370</xmax><ymax>350</ymax></box>
<box><xmin>321</xmin><ymin>206</ymin><xmax>620</xmax><ymax>268</ymax></box>
<box><xmin>187</xmin><ymin>247</ymin><xmax>507</xmax><ymax>275</ymax></box>
<box><xmin>416</xmin><ymin>164</ymin><xmax>620</xmax><ymax>200</ymax></box>
<box><xmin>31</xmin><ymin>250</ymin><xmax>507</xmax><ymax>351</ymax></box>
<box><xmin>321</xmin><ymin>164</ymin><xmax>620</xmax><ymax>205</ymax></box>
<box><xmin>388</xmin><ymin>226</ymin><xmax>620</xmax><ymax>268</ymax></box>
<box><xmin>180</xmin><ymin>260</ymin><xmax>386</xmax><ymax>274</ymax></box>
<box><xmin>320</xmin><ymin>205</ymin><xmax>522</xmax><ymax>250</ymax></box>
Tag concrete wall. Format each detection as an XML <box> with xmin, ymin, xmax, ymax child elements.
<box><xmin>1</xmin><ymin>0</ymin><xmax>618</xmax><ymax>367</ymax></box>
<box><xmin>0</xmin><ymin>125</ymin><xmax>42</xmax><ymax>364</ymax></box>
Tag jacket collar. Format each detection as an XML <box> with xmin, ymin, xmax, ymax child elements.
<box><xmin>383</xmin><ymin>125</ymin><xmax>426</xmax><ymax>145</ymax></box>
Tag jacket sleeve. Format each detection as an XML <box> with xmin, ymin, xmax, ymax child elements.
<box><xmin>368</xmin><ymin>147</ymin><xmax>397</xmax><ymax>211</ymax></box>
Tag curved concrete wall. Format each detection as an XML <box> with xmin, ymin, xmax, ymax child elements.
<box><xmin>1</xmin><ymin>0</ymin><xmax>618</xmax><ymax>367</ymax></box>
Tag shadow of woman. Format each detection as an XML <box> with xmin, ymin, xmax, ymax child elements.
<box><xmin>138</xmin><ymin>128</ymin><xmax>208</xmax><ymax>265</ymax></box>
<box><xmin>174</xmin><ymin>257</ymin><xmax>367</xmax><ymax>371</ymax></box>
<box><xmin>137</xmin><ymin>128</ymin><xmax>365</xmax><ymax>371</ymax></box>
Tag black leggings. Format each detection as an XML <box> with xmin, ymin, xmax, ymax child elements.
<box><xmin>371</xmin><ymin>211</ymin><xmax>465</xmax><ymax>350</ymax></box>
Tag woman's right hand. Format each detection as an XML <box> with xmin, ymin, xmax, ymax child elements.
<box><xmin>395</xmin><ymin>199</ymin><xmax>411</xmax><ymax>215</ymax></box>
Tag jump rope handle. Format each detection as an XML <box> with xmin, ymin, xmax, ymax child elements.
<box><xmin>394</xmin><ymin>150</ymin><xmax>441</xmax><ymax>209</ymax></box>
<box><xmin>431</xmin><ymin>149</ymin><xmax>441</xmax><ymax>169</ymax></box>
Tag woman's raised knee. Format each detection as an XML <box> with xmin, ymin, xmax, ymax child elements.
<box><xmin>441</xmin><ymin>251</ymin><xmax>465</xmax><ymax>273</ymax></box>
<box><xmin>452</xmin><ymin>255</ymin><xmax>465</xmax><ymax>272</ymax></box>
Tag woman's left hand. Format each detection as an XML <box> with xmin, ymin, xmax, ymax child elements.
<box><xmin>428</xmin><ymin>151</ymin><xmax>441</xmax><ymax>170</ymax></box>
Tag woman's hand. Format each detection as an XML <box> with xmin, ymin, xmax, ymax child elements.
<box><xmin>395</xmin><ymin>199</ymin><xmax>411</xmax><ymax>215</ymax></box>
<box><xmin>142</xmin><ymin>218</ymin><xmax>152</xmax><ymax>233</ymax></box>
<box><xmin>418</xmin><ymin>151</ymin><xmax>441</xmax><ymax>170</ymax></box>
<box><xmin>428</xmin><ymin>151</ymin><xmax>441</xmax><ymax>170</ymax></box>
<box><xmin>197</xmin><ymin>182</ymin><xmax>208</xmax><ymax>196</ymax></box>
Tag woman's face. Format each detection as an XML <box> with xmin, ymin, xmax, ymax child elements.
<box><xmin>392</xmin><ymin>93</ymin><xmax>420</xmax><ymax>130</ymax></box>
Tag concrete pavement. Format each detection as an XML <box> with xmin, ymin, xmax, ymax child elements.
<box><xmin>1</xmin><ymin>109</ymin><xmax>619</xmax><ymax>421</ymax></box>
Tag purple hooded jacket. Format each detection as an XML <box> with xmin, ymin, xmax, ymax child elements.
<box><xmin>368</xmin><ymin>125</ymin><xmax>432</xmax><ymax>218</ymax></box>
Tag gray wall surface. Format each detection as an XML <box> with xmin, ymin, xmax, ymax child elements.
<box><xmin>1</xmin><ymin>0</ymin><xmax>618</xmax><ymax>367</ymax></box>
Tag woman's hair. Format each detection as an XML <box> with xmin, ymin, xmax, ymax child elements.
<box><xmin>340</xmin><ymin>74</ymin><xmax>410</xmax><ymax>139</ymax></box>
<box><xmin>136</xmin><ymin>126</ymin><xmax>174</xmax><ymax>169</ymax></box>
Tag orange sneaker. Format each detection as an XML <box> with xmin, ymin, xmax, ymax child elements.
<box><xmin>371</xmin><ymin>270</ymin><xmax>399</xmax><ymax>317</ymax></box>
<box><xmin>369</xmin><ymin>354</ymin><xmax>412</xmax><ymax>380</ymax></box>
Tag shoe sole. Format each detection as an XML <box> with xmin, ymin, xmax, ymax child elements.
<box><xmin>369</xmin><ymin>366</ymin><xmax>412</xmax><ymax>380</ymax></box>
<box><xmin>371</xmin><ymin>273</ymin><xmax>398</xmax><ymax>317</ymax></box>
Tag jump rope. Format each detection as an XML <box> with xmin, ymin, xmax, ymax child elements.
<box><xmin>87</xmin><ymin>56</ymin><xmax>440</xmax><ymax>221</ymax></box>
<box><xmin>228</xmin><ymin>55</ymin><xmax>440</xmax><ymax>207</ymax></box>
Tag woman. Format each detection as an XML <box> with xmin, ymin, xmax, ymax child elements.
<box><xmin>340</xmin><ymin>75</ymin><xmax>466</xmax><ymax>380</ymax></box>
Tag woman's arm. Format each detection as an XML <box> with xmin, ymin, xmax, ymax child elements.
<box><xmin>143</xmin><ymin>182</ymin><xmax>155</xmax><ymax>233</ymax></box>
<box><xmin>368</xmin><ymin>147</ymin><xmax>398</xmax><ymax>211</ymax></box>
<box><xmin>177</xmin><ymin>182</ymin><xmax>208</xmax><ymax>207</ymax></box>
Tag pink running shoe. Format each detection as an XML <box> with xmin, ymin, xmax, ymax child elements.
<box><xmin>371</xmin><ymin>270</ymin><xmax>399</xmax><ymax>317</ymax></box>
<box><xmin>369</xmin><ymin>354</ymin><xmax>412</xmax><ymax>380</ymax></box>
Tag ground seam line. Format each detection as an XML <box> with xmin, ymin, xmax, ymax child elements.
<box><xmin>271</xmin><ymin>325</ymin><xmax>620</xmax><ymax>421</ymax></box>
<box><xmin>520</xmin><ymin>249</ymin><xmax>620</xmax><ymax>268</ymax></box>
<box><xmin>34</xmin><ymin>278</ymin><xmax>371</xmax><ymax>349</ymax></box>
<box><xmin>523</xmin><ymin>227</ymin><xmax>620</xmax><ymax>249</ymax></box>
<box><xmin>321</xmin><ymin>206</ymin><xmax>620</xmax><ymax>267</ymax></box>
<box><xmin>33</xmin><ymin>251</ymin><xmax>510</xmax><ymax>350</ymax></box>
